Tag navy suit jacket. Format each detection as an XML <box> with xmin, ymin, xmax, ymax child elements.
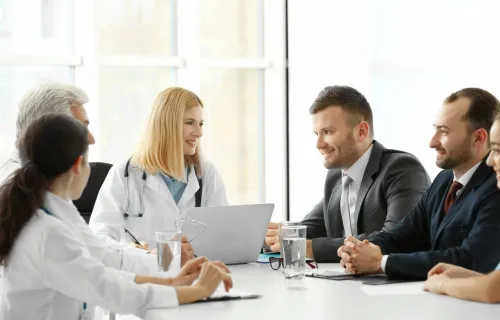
<box><xmin>370</xmin><ymin>157</ymin><xmax>500</xmax><ymax>280</ymax></box>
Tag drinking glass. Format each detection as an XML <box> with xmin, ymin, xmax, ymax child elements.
<box><xmin>155</xmin><ymin>230</ymin><xmax>182</xmax><ymax>274</ymax></box>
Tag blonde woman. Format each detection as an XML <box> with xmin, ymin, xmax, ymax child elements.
<box><xmin>0</xmin><ymin>114</ymin><xmax>232</xmax><ymax>320</ymax></box>
<box><xmin>89</xmin><ymin>87</ymin><xmax>228</xmax><ymax>266</ymax></box>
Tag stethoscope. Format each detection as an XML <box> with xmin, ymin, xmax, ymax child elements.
<box><xmin>122</xmin><ymin>159</ymin><xmax>203</xmax><ymax>219</ymax></box>
<box><xmin>123</xmin><ymin>159</ymin><xmax>147</xmax><ymax>219</ymax></box>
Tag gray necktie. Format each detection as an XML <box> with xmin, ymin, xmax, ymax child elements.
<box><xmin>341</xmin><ymin>174</ymin><xmax>353</xmax><ymax>237</ymax></box>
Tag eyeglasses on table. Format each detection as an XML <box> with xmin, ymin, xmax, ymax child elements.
<box><xmin>269</xmin><ymin>257</ymin><xmax>318</xmax><ymax>270</ymax></box>
<box><xmin>173</xmin><ymin>217</ymin><xmax>207</xmax><ymax>243</ymax></box>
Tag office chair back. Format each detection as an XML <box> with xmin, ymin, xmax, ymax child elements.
<box><xmin>73</xmin><ymin>162</ymin><xmax>112</xmax><ymax>224</ymax></box>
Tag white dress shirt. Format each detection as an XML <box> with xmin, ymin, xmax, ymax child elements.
<box><xmin>341</xmin><ymin>144</ymin><xmax>374</xmax><ymax>236</ymax></box>
<box><xmin>380</xmin><ymin>161</ymin><xmax>482</xmax><ymax>272</ymax></box>
<box><xmin>1</xmin><ymin>192</ymin><xmax>178</xmax><ymax>320</ymax></box>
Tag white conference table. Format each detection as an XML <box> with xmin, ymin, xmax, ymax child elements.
<box><xmin>129</xmin><ymin>263</ymin><xmax>500</xmax><ymax>320</ymax></box>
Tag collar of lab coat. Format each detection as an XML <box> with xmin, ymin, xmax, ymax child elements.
<box><xmin>177</xmin><ymin>165</ymin><xmax>202</xmax><ymax>208</ymax></box>
<box><xmin>9</xmin><ymin>148</ymin><xmax>21</xmax><ymax>164</ymax></box>
<box><xmin>146</xmin><ymin>164</ymin><xmax>200</xmax><ymax>192</ymax></box>
<box><xmin>142</xmin><ymin>165</ymin><xmax>200</xmax><ymax>209</ymax></box>
<box><xmin>43</xmin><ymin>192</ymin><xmax>82</xmax><ymax>225</ymax></box>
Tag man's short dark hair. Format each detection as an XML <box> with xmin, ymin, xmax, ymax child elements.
<box><xmin>445</xmin><ymin>88</ymin><xmax>500</xmax><ymax>133</ymax></box>
<box><xmin>309</xmin><ymin>85</ymin><xmax>374</xmax><ymax>136</ymax></box>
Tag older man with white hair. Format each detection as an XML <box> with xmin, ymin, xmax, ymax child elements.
<box><xmin>0</xmin><ymin>82</ymin><xmax>210</xmax><ymax>320</ymax></box>
<box><xmin>0</xmin><ymin>82</ymin><xmax>204</xmax><ymax>291</ymax></box>
<box><xmin>0</xmin><ymin>82</ymin><xmax>96</xmax><ymax>184</ymax></box>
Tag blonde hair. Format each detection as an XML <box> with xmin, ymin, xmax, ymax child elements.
<box><xmin>131</xmin><ymin>87</ymin><xmax>203</xmax><ymax>181</ymax></box>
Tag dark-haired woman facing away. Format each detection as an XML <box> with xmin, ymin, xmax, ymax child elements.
<box><xmin>0</xmin><ymin>114</ymin><xmax>232</xmax><ymax>320</ymax></box>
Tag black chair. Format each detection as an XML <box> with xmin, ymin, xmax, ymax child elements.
<box><xmin>73</xmin><ymin>162</ymin><xmax>113</xmax><ymax>224</ymax></box>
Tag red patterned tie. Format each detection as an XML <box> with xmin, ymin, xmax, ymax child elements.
<box><xmin>444</xmin><ymin>181</ymin><xmax>463</xmax><ymax>214</ymax></box>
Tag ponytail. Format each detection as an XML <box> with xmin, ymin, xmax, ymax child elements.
<box><xmin>0</xmin><ymin>113</ymin><xmax>89</xmax><ymax>266</ymax></box>
<box><xmin>0</xmin><ymin>164</ymin><xmax>48</xmax><ymax>265</ymax></box>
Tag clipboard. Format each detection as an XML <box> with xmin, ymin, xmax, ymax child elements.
<box><xmin>306</xmin><ymin>270</ymin><xmax>420</xmax><ymax>285</ymax></box>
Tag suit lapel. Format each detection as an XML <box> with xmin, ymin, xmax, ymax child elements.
<box><xmin>430</xmin><ymin>179</ymin><xmax>449</xmax><ymax>244</ymax></box>
<box><xmin>435</xmin><ymin>158</ymin><xmax>490</xmax><ymax>242</ymax></box>
<box><xmin>353</xmin><ymin>141</ymin><xmax>384</xmax><ymax>229</ymax></box>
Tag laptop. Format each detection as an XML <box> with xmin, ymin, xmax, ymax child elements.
<box><xmin>182</xmin><ymin>204</ymin><xmax>275</xmax><ymax>264</ymax></box>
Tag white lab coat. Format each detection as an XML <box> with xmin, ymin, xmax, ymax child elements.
<box><xmin>0</xmin><ymin>192</ymin><xmax>178</xmax><ymax>320</ymax></box>
<box><xmin>89</xmin><ymin>158</ymin><xmax>228</xmax><ymax>247</ymax></box>
<box><xmin>0</xmin><ymin>150</ymin><xmax>18</xmax><ymax>280</ymax></box>
<box><xmin>0</xmin><ymin>149</ymin><xmax>159</xmax><ymax>276</ymax></box>
<box><xmin>0</xmin><ymin>149</ymin><xmax>21</xmax><ymax>185</ymax></box>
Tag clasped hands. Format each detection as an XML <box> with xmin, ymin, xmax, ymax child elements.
<box><xmin>337</xmin><ymin>236</ymin><xmax>383</xmax><ymax>274</ymax></box>
<box><xmin>339</xmin><ymin>237</ymin><xmax>483</xmax><ymax>297</ymax></box>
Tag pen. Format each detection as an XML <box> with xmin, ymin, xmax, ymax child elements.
<box><xmin>124</xmin><ymin>228</ymin><xmax>142</xmax><ymax>246</ymax></box>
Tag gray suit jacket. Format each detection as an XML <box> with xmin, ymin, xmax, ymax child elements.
<box><xmin>302</xmin><ymin>141</ymin><xmax>430</xmax><ymax>262</ymax></box>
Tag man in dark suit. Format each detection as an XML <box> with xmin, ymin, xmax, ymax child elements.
<box><xmin>265</xmin><ymin>86</ymin><xmax>430</xmax><ymax>262</ymax></box>
<box><xmin>338</xmin><ymin>88</ymin><xmax>500</xmax><ymax>280</ymax></box>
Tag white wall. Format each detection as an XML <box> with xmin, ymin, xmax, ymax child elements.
<box><xmin>288</xmin><ymin>0</ymin><xmax>500</xmax><ymax>221</ymax></box>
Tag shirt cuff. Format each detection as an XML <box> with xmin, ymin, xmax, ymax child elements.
<box><xmin>381</xmin><ymin>255</ymin><xmax>389</xmax><ymax>273</ymax></box>
<box><xmin>148</xmin><ymin>284</ymin><xmax>179</xmax><ymax>308</ymax></box>
<box><xmin>136</xmin><ymin>283</ymin><xmax>179</xmax><ymax>318</ymax></box>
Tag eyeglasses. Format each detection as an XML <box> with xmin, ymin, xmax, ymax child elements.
<box><xmin>269</xmin><ymin>257</ymin><xmax>318</xmax><ymax>270</ymax></box>
<box><xmin>173</xmin><ymin>217</ymin><xmax>207</xmax><ymax>243</ymax></box>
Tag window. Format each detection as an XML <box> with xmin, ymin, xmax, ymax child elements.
<box><xmin>200</xmin><ymin>68</ymin><xmax>263</xmax><ymax>204</ymax></box>
<box><xmin>0</xmin><ymin>0</ymin><xmax>287</xmax><ymax>221</ymax></box>
<box><xmin>95</xmin><ymin>0</ymin><xmax>175</xmax><ymax>56</ymax></box>
<box><xmin>96</xmin><ymin>66</ymin><xmax>176</xmax><ymax>161</ymax></box>
<box><xmin>0</xmin><ymin>0</ymin><xmax>73</xmax><ymax>54</ymax></box>
<box><xmin>0</xmin><ymin>0</ymin><xmax>76</xmax><ymax>161</ymax></box>
<box><xmin>288</xmin><ymin>0</ymin><xmax>500</xmax><ymax>220</ymax></box>
<box><xmin>199</xmin><ymin>0</ymin><xmax>260</xmax><ymax>58</ymax></box>
<box><xmin>0</xmin><ymin>66</ymin><xmax>73</xmax><ymax>160</ymax></box>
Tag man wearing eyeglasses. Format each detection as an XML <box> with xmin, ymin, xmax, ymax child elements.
<box><xmin>265</xmin><ymin>85</ymin><xmax>430</xmax><ymax>262</ymax></box>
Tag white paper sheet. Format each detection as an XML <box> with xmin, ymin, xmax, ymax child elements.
<box><xmin>361</xmin><ymin>281</ymin><xmax>426</xmax><ymax>296</ymax></box>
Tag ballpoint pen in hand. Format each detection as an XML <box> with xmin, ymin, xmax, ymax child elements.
<box><xmin>124</xmin><ymin>228</ymin><xmax>142</xmax><ymax>247</ymax></box>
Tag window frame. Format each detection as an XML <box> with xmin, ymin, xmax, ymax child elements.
<box><xmin>1</xmin><ymin>0</ymin><xmax>288</xmax><ymax>222</ymax></box>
